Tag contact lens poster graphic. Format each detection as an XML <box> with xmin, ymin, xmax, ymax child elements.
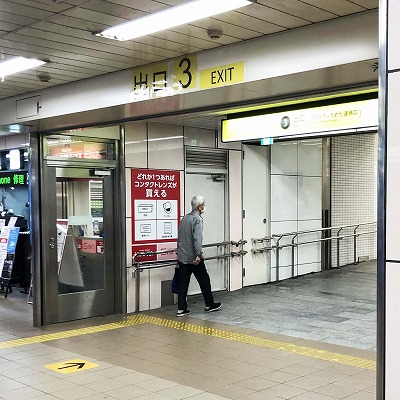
<box><xmin>131</xmin><ymin>169</ymin><xmax>180</xmax><ymax>261</ymax></box>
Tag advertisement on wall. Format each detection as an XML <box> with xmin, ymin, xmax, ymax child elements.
<box><xmin>131</xmin><ymin>169</ymin><xmax>180</xmax><ymax>261</ymax></box>
<box><xmin>0</xmin><ymin>226</ymin><xmax>20</xmax><ymax>291</ymax></box>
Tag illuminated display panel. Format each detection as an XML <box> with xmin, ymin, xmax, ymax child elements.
<box><xmin>0</xmin><ymin>171</ymin><xmax>28</xmax><ymax>186</ymax></box>
<box><xmin>222</xmin><ymin>98</ymin><xmax>378</xmax><ymax>142</ymax></box>
<box><xmin>45</xmin><ymin>137</ymin><xmax>114</xmax><ymax>160</ymax></box>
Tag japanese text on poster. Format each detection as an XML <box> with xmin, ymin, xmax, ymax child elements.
<box><xmin>131</xmin><ymin>169</ymin><xmax>180</xmax><ymax>261</ymax></box>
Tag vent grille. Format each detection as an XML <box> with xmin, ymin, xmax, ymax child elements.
<box><xmin>186</xmin><ymin>148</ymin><xmax>228</xmax><ymax>171</ymax></box>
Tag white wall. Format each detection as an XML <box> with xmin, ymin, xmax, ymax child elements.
<box><xmin>270</xmin><ymin>139</ymin><xmax>323</xmax><ymax>281</ymax></box>
<box><xmin>125</xmin><ymin>121</ymin><xmax>184</xmax><ymax>312</ymax></box>
<box><xmin>331</xmin><ymin>133</ymin><xmax>377</xmax><ymax>266</ymax></box>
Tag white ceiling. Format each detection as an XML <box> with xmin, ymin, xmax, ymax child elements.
<box><xmin>0</xmin><ymin>0</ymin><xmax>378</xmax><ymax>103</ymax></box>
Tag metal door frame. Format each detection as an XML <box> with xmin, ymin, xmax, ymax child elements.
<box><xmin>184</xmin><ymin>147</ymin><xmax>229</xmax><ymax>292</ymax></box>
<box><xmin>30</xmin><ymin>132</ymin><xmax>124</xmax><ymax>326</ymax></box>
<box><xmin>185</xmin><ymin>171</ymin><xmax>229</xmax><ymax>292</ymax></box>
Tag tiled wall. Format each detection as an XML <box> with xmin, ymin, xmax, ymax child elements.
<box><xmin>270</xmin><ymin>139</ymin><xmax>323</xmax><ymax>281</ymax></box>
<box><xmin>331</xmin><ymin>133</ymin><xmax>377</xmax><ymax>267</ymax></box>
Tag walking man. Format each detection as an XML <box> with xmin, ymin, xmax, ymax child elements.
<box><xmin>176</xmin><ymin>195</ymin><xmax>222</xmax><ymax>317</ymax></box>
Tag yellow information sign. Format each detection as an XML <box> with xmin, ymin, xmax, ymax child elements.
<box><xmin>200</xmin><ymin>62</ymin><xmax>244</xmax><ymax>89</ymax></box>
<box><xmin>132</xmin><ymin>62</ymin><xmax>168</xmax><ymax>95</ymax></box>
<box><xmin>45</xmin><ymin>359</ymin><xmax>99</xmax><ymax>374</ymax></box>
<box><xmin>173</xmin><ymin>55</ymin><xmax>197</xmax><ymax>90</ymax></box>
<box><xmin>222</xmin><ymin>98</ymin><xmax>378</xmax><ymax>142</ymax></box>
<box><xmin>131</xmin><ymin>55</ymin><xmax>197</xmax><ymax>100</ymax></box>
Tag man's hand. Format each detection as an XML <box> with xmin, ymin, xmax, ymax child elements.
<box><xmin>193</xmin><ymin>256</ymin><xmax>201</xmax><ymax>265</ymax></box>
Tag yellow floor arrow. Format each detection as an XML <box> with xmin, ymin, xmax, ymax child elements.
<box><xmin>45</xmin><ymin>359</ymin><xmax>99</xmax><ymax>374</ymax></box>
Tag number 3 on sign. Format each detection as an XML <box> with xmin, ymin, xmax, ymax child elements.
<box><xmin>173</xmin><ymin>55</ymin><xmax>197</xmax><ymax>90</ymax></box>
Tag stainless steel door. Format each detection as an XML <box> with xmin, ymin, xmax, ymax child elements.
<box><xmin>185</xmin><ymin>173</ymin><xmax>227</xmax><ymax>293</ymax></box>
<box><xmin>242</xmin><ymin>144</ymin><xmax>269</xmax><ymax>286</ymax></box>
<box><xmin>42</xmin><ymin>167</ymin><xmax>116</xmax><ymax>324</ymax></box>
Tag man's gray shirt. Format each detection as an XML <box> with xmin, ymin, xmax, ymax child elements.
<box><xmin>177</xmin><ymin>210</ymin><xmax>203</xmax><ymax>264</ymax></box>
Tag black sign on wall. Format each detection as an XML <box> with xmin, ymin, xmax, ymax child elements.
<box><xmin>0</xmin><ymin>171</ymin><xmax>28</xmax><ymax>187</ymax></box>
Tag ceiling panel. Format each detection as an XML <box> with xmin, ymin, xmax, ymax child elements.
<box><xmin>81</xmin><ymin>1</ymin><xmax>147</xmax><ymax>20</ymax></box>
<box><xmin>256</xmin><ymin>0</ymin><xmax>338</xmax><ymax>22</ymax></box>
<box><xmin>0</xmin><ymin>3</ymin><xmax>54</xmax><ymax>19</ymax></box>
<box><xmin>106</xmin><ymin>0</ymin><xmax>168</xmax><ymax>13</ymax></box>
<box><xmin>352</xmin><ymin>0</ymin><xmax>378</xmax><ymax>7</ymax></box>
<box><xmin>241</xmin><ymin>6</ymin><xmax>309</xmax><ymax>29</ymax></box>
<box><xmin>193</xmin><ymin>14</ymin><xmax>283</xmax><ymax>37</ymax></box>
<box><xmin>0</xmin><ymin>11</ymin><xmax>36</xmax><ymax>27</ymax></box>
<box><xmin>0</xmin><ymin>0</ymin><xmax>378</xmax><ymax>102</ymax></box>
<box><xmin>8</xmin><ymin>0</ymin><xmax>72</xmax><ymax>13</ymax></box>
<box><xmin>28</xmin><ymin>22</ymin><xmax>180</xmax><ymax>62</ymax></box>
<box><xmin>11</xmin><ymin>29</ymin><xmax>152</xmax><ymax>64</ymax></box>
<box><xmin>300</xmin><ymin>0</ymin><xmax>367</xmax><ymax>15</ymax></box>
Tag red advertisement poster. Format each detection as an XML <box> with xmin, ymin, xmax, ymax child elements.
<box><xmin>131</xmin><ymin>169</ymin><xmax>180</xmax><ymax>260</ymax></box>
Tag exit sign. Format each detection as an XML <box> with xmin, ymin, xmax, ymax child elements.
<box><xmin>0</xmin><ymin>171</ymin><xmax>28</xmax><ymax>186</ymax></box>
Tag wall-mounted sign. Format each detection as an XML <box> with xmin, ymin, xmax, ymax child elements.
<box><xmin>0</xmin><ymin>171</ymin><xmax>28</xmax><ymax>186</ymax></box>
<box><xmin>131</xmin><ymin>169</ymin><xmax>180</xmax><ymax>261</ymax></box>
<box><xmin>200</xmin><ymin>62</ymin><xmax>244</xmax><ymax>89</ymax></box>
<box><xmin>222</xmin><ymin>98</ymin><xmax>378</xmax><ymax>142</ymax></box>
<box><xmin>131</xmin><ymin>56</ymin><xmax>245</xmax><ymax>101</ymax></box>
<box><xmin>131</xmin><ymin>56</ymin><xmax>197</xmax><ymax>101</ymax></box>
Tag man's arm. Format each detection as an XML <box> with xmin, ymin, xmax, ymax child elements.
<box><xmin>192</xmin><ymin>218</ymin><xmax>203</xmax><ymax>264</ymax></box>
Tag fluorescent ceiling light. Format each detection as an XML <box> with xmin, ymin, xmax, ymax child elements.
<box><xmin>0</xmin><ymin>57</ymin><xmax>46</xmax><ymax>78</ymax></box>
<box><xmin>96</xmin><ymin>0</ymin><xmax>254</xmax><ymax>41</ymax></box>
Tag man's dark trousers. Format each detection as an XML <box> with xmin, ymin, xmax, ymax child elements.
<box><xmin>177</xmin><ymin>259</ymin><xmax>214</xmax><ymax>310</ymax></box>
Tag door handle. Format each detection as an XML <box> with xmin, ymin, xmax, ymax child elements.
<box><xmin>49</xmin><ymin>237</ymin><xmax>55</xmax><ymax>249</ymax></box>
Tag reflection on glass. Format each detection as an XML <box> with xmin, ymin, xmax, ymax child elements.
<box><xmin>56</xmin><ymin>178</ymin><xmax>105</xmax><ymax>294</ymax></box>
<box><xmin>46</xmin><ymin>137</ymin><xmax>114</xmax><ymax>160</ymax></box>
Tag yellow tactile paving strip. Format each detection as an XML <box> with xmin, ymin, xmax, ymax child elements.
<box><xmin>0</xmin><ymin>314</ymin><xmax>376</xmax><ymax>370</ymax></box>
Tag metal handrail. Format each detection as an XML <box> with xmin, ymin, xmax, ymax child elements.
<box><xmin>251</xmin><ymin>237</ymin><xmax>271</xmax><ymax>244</ymax></box>
<box><xmin>130</xmin><ymin>240</ymin><xmax>247</xmax><ymax>312</ymax></box>
<box><xmin>252</xmin><ymin>222</ymin><xmax>376</xmax><ymax>245</ymax></box>
<box><xmin>131</xmin><ymin>251</ymin><xmax>246</xmax><ymax>276</ymax></box>
<box><xmin>271</xmin><ymin>221</ymin><xmax>376</xmax><ymax>241</ymax></box>
<box><xmin>130</xmin><ymin>240</ymin><xmax>248</xmax><ymax>267</ymax></box>
<box><xmin>251</xmin><ymin>222</ymin><xmax>376</xmax><ymax>281</ymax></box>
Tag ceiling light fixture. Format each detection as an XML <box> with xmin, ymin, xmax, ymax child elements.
<box><xmin>0</xmin><ymin>57</ymin><xmax>46</xmax><ymax>79</ymax></box>
<box><xmin>96</xmin><ymin>0</ymin><xmax>255</xmax><ymax>41</ymax></box>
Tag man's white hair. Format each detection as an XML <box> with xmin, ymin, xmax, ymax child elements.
<box><xmin>191</xmin><ymin>195</ymin><xmax>205</xmax><ymax>210</ymax></box>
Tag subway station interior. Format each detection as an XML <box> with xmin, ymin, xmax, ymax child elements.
<box><xmin>1</xmin><ymin>1</ymin><xmax>399</xmax><ymax>399</ymax></box>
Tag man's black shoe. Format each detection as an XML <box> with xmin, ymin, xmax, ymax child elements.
<box><xmin>177</xmin><ymin>309</ymin><xmax>191</xmax><ymax>317</ymax></box>
<box><xmin>205</xmin><ymin>303</ymin><xmax>222</xmax><ymax>312</ymax></box>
